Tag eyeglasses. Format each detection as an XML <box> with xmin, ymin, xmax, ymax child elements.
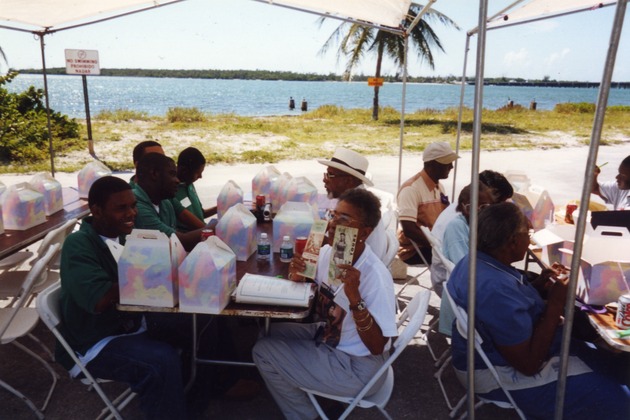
<box><xmin>324</xmin><ymin>172</ymin><xmax>350</xmax><ymax>180</ymax></box>
<box><xmin>329</xmin><ymin>211</ymin><xmax>364</xmax><ymax>226</ymax></box>
<box><xmin>463</xmin><ymin>203</ymin><xmax>491</xmax><ymax>212</ymax></box>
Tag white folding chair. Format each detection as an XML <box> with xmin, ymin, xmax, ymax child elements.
<box><xmin>382</xmin><ymin>229</ymin><xmax>399</xmax><ymax>269</ymax></box>
<box><xmin>0</xmin><ymin>218</ymin><xmax>78</xmax><ymax>307</ymax></box>
<box><xmin>300</xmin><ymin>290</ymin><xmax>432</xmax><ymax>420</ymax></box>
<box><xmin>36</xmin><ymin>283</ymin><xmax>136</xmax><ymax>420</ymax></box>
<box><xmin>0</xmin><ymin>244</ymin><xmax>61</xmax><ymax>419</ymax></box>
<box><xmin>444</xmin><ymin>287</ymin><xmax>526</xmax><ymax>420</ymax></box>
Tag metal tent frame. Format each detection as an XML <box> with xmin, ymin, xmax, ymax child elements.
<box><xmin>460</xmin><ymin>1</ymin><xmax>627</xmax><ymax>418</ymax></box>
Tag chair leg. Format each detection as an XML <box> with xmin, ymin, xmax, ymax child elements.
<box><xmin>12</xmin><ymin>340</ymin><xmax>59</xmax><ymax>411</ymax></box>
<box><xmin>421</xmin><ymin>317</ymin><xmax>440</xmax><ymax>361</ymax></box>
<box><xmin>305</xmin><ymin>392</ymin><xmax>329</xmax><ymax>420</ymax></box>
<box><xmin>0</xmin><ymin>377</ymin><xmax>45</xmax><ymax>419</ymax></box>
<box><xmin>99</xmin><ymin>387</ymin><xmax>136</xmax><ymax>420</ymax></box>
<box><xmin>376</xmin><ymin>406</ymin><xmax>394</xmax><ymax>420</ymax></box>
<box><xmin>435</xmin><ymin>355</ymin><xmax>456</xmax><ymax>411</ymax></box>
<box><xmin>27</xmin><ymin>332</ymin><xmax>55</xmax><ymax>361</ymax></box>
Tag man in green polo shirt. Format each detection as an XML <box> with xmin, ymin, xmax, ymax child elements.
<box><xmin>58</xmin><ymin>176</ymin><xmax>187</xmax><ymax>419</ymax></box>
<box><xmin>132</xmin><ymin>152</ymin><xmax>204</xmax><ymax>251</ymax></box>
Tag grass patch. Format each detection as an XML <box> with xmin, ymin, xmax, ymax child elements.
<box><xmin>2</xmin><ymin>103</ymin><xmax>629</xmax><ymax>173</ymax></box>
<box><xmin>95</xmin><ymin>109</ymin><xmax>151</xmax><ymax>121</ymax></box>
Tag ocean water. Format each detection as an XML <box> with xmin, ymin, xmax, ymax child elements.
<box><xmin>6</xmin><ymin>74</ymin><xmax>630</xmax><ymax>119</ymax></box>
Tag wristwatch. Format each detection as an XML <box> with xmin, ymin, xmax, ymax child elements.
<box><xmin>350</xmin><ymin>300</ymin><xmax>367</xmax><ymax>311</ymax></box>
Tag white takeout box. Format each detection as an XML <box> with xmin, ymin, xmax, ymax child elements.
<box><xmin>272</xmin><ymin>201</ymin><xmax>317</xmax><ymax>252</ymax></box>
<box><xmin>78</xmin><ymin>160</ymin><xmax>112</xmax><ymax>199</ymax></box>
<box><xmin>0</xmin><ymin>182</ymin><xmax>46</xmax><ymax>230</ymax></box>
<box><xmin>30</xmin><ymin>172</ymin><xmax>64</xmax><ymax>216</ymax></box>
<box><xmin>117</xmin><ymin>229</ymin><xmax>185</xmax><ymax>308</ymax></box>
<box><xmin>532</xmin><ymin>223</ymin><xmax>578</xmax><ymax>267</ymax></box>
<box><xmin>178</xmin><ymin>236</ymin><xmax>237</xmax><ymax>314</ymax></box>
<box><xmin>576</xmin><ymin>226</ymin><xmax>630</xmax><ymax>306</ymax></box>
<box><xmin>217</xmin><ymin>180</ymin><xmax>244</xmax><ymax>218</ymax></box>
<box><xmin>252</xmin><ymin>165</ymin><xmax>281</xmax><ymax>201</ymax></box>
<box><xmin>511</xmin><ymin>185</ymin><xmax>555</xmax><ymax>231</ymax></box>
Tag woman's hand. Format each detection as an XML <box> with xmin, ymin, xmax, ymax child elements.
<box><xmin>288</xmin><ymin>255</ymin><xmax>307</xmax><ymax>282</ymax></box>
<box><xmin>336</xmin><ymin>264</ymin><xmax>361</xmax><ymax>303</ymax></box>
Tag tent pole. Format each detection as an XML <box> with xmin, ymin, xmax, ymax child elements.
<box><xmin>38</xmin><ymin>32</ymin><xmax>55</xmax><ymax>177</ymax></box>
<box><xmin>453</xmin><ymin>34</ymin><xmax>471</xmax><ymax>199</ymax></box>
<box><xmin>553</xmin><ymin>1</ymin><xmax>627</xmax><ymax>418</ymax></box>
<box><xmin>467</xmin><ymin>1</ymin><xmax>489</xmax><ymax>418</ymax></box>
<box><xmin>397</xmin><ymin>34</ymin><xmax>409</xmax><ymax>192</ymax></box>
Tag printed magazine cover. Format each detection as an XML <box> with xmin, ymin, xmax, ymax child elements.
<box><xmin>298</xmin><ymin>219</ymin><xmax>328</xmax><ymax>279</ymax></box>
<box><xmin>327</xmin><ymin>225</ymin><xmax>358</xmax><ymax>287</ymax></box>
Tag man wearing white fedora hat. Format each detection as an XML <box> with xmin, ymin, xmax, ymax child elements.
<box><xmin>397</xmin><ymin>142</ymin><xmax>459</xmax><ymax>266</ymax></box>
<box><xmin>318</xmin><ymin>148</ymin><xmax>387</xmax><ymax>261</ymax></box>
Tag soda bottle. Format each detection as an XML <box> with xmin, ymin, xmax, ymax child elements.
<box><xmin>257</xmin><ymin>232</ymin><xmax>271</xmax><ymax>262</ymax></box>
<box><xmin>280</xmin><ymin>235</ymin><xmax>293</xmax><ymax>263</ymax></box>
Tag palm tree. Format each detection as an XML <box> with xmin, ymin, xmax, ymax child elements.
<box><xmin>319</xmin><ymin>5</ymin><xmax>459</xmax><ymax>120</ymax></box>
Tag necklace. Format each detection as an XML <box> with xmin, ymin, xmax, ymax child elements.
<box><xmin>480</xmin><ymin>258</ymin><xmax>524</xmax><ymax>285</ymax></box>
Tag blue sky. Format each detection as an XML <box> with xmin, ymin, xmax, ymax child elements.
<box><xmin>0</xmin><ymin>0</ymin><xmax>628</xmax><ymax>82</ymax></box>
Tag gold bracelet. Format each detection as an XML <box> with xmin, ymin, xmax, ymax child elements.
<box><xmin>352</xmin><ymin>310</ymin><xmax>370</xmax><ymax>323</ymax></box>
<box><xmin>356</xmin><ymin>317</ymin><xmax>374</xmax><ymax>332</ymax></box>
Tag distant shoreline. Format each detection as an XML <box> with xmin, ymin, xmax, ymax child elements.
<box><xmin>15</xmin><ymin>68</ymin><xmax>629</xmax><ymax>87</ymax></box>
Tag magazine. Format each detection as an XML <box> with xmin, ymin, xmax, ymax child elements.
<box><xmin>327</xmin><ymin>225</ymin><xmax>358</xmax><ymax>287</ymax></box>
<box><xmin>233</xmin><ymin>273</ymin><xmax>315</xmax><ymax>307</ymax></box>
<box><xmin>298</xmin><ymin>219</ymin><xmax>329</xmax><ymax>279</ymax></box>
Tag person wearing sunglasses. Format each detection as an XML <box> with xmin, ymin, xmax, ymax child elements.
<box><xmin>318</xmin><ymin>147</ymin><xmax>388</xmax><ymax>262</ymax></box>
<box><xmin>252</xmin><ymin>189</ymin><xmax>397</xmax><ymax>420</ymax></box>
<box><xmin>447</xmin><ymin>202</ymin><xmax>629</xmax><ymax>419</ymax></box>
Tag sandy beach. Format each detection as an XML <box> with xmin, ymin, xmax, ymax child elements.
<box><xmin>2</xmin><ymin>142</ymin><xmax>629</xmax><ymax>209</ymax></box>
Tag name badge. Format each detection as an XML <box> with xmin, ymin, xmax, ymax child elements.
<box><xmin>180</xmin><ymin>197</ymin><xmax>192</xmax><ymax>208</ymax></box>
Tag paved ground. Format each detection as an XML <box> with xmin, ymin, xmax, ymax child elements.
<box><xmin>2</xmin><ymin>143</ymin><xmax>629</xmax><ymax>418</ymax></box>
<box><xmin>1</xmin><ymin>267</ymin><xmax>519</xmax><ymax>420</ymax></box>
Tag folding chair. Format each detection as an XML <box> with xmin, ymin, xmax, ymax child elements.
<box><xmin>36</xmin><ymin>283</ymin><xmax>136</xmax><ymax>420</ymax></box>
<box><xmin>382</xmin><ymin>229</ymin><xmax>399</xmax><ymax>269</ymax></box>
<box><xmin>300</xmin><ymin>290</ymin><xmax>431</xmax><ymax>420</ymax></box>
<box><xmin>0</xmin><ymin>218</ymin><xmax>78</xmax><ymax>307</ymax></box>
<box><xmin>0</xmin><ymin>244</ymin><xmax>61</xmax><ymax>419</ymax></box>
<box><xmin>444</xmin><ymin>287</ymin><xmax>526</xmax><ymax>420</ymax></box>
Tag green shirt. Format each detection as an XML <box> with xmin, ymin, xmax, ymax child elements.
<box><xmin>57</xmin><ymin>218</ymin><xmax>141</xmax><ymax>370</ymax></box>
<box><xmin>132</xmin><ymin>183</ymin><xmax>178</xmax><ymax>236</ymax></box>
<box><xmin>175</xmin><ymin>182</ymin><xmax>204</xmax><ymax>231</ymax></box>
<box><xmin>130</xmin><ymin>177</ymin><xmax>184</xmax><ymax>215</ymax></box>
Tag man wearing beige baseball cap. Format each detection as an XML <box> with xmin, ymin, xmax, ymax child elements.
<box><xmin>318</xmin><ymin>147</ymin><xmax>387</xmax><ymax>261</ymax></box>
<box><xmin>397</xmin><ymin>142</ymin><xmax>459</xmax><ymax>265</ymax></box>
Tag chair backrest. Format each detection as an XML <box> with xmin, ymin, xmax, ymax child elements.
<box><xmin>392</xmin><ymin>290</ymin><xmax>431</xmax><ymax>355</ymax></box>
<box><xmin>34</xmin><ymin>218</ymin><xmax>78</xmax><ymax>270</ymax></box>
<box><xmin>445</xmin><ymin>287</ymin><xmax>526</xmax><ymax>419</ymax></box>
<box><xmin>383</xmin><ymin>229</ymin><xmax>399</xmax><ymax>268</ymax></box>
<box><xmin>36</xmin><ymin>282</ymin><xmax>63</xmax><ymax>331</ymax></box>
<box><xmin>0</xmin><ymin>244</ymin><xmax>60</xmax><ymax>337</ymax></box>
<box><xmin>432</xmin><ymin>244</ymin><xmax>456</xmax><ymax>275</ymax></box>
<box><xmin>419</xmin><ymin>225</ymin><xmax>441</xmax><ymax>250</ymax></box>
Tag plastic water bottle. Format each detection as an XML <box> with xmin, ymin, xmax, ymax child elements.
<box><xmin>280</xmin><ymin>235</ymin><xmax>293</xmax><ymax>263</ymax></box>
<box><xmin>257</xmin><ymin>232</ymin><xmax>271</xmax><ymax>262</ymax></box>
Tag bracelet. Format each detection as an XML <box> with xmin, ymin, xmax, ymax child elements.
<box><xmin>352</xmin><ymin>310</ymin><xmax>370</xmax><ymax>323</ymax></box>
<box><xmin>356</xmin><ymin>317</ymin><xmax>374</xmax><ymax>332</ymax></box>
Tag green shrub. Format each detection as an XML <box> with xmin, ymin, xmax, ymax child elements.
<box><xmin>0</xmin><ymin>71</ymin><xmax>81</xmax><ymax>164</ymax></box>
<box><xmin>554</xmin><ymin>102</ymin><xmax>596</xmax><ymax>113</ymax></box>
<box><xmin>166</xmin><ymin>107</ymin><xmax>206</xmax><ymax>123</ymax></box>
<box><xmin>95</xmin><ymin>109</ymin><xmax>151</xmax><ymax>121</ymax></box>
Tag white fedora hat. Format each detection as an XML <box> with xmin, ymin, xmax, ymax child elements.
<box><xmin>317</xmin><ymin>148</ymin><xmax>374</xmax><ymax>187</ymax></box>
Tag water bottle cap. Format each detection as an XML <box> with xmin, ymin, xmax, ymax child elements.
<box><xmin>283</xmin><ymin>235</ymin><xmax>290</xmax><ymax>241</ymax></box>
<box><xmin>260</xmin><ymin>233</ymin><xmax>268</xmax><ymax>239</ymax></box>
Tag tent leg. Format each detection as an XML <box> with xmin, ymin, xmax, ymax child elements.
<box><xmin>396</xmin><ymin>34</ymin><xmax>409</xmax><ymax>193</ymax></box>
<box><xmin>38</xmin><ymin>33</ymin><xmax>55</xmax><ymax>177</ymax></box>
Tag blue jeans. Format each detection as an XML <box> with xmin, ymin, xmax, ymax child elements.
<box><xmin>86</xmin><ymin>332</ymin><xmax>187</xmax><ymax>420</ymax></box>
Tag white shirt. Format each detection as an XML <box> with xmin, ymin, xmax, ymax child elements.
<box><xmin>598</xmin><ymin>180</ymin><xmax>630</xmax><ymax>210</ymax></box>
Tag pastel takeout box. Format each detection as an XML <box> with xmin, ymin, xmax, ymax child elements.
<box><xmin>0</xmin><ymin>182</ymin><xmax>46</xmax><ymax>230</ymax></box>
<box><xmin>215</xmin><ymin>203</ymin><xmax>257</xmax><ymax>261</ymax></box>
<box><xmin>511</xmin><ymin>185</ymin><xmax>555</xmax><ymax>231</ymax></box>
<box><xmin>252</xmin><ymin>165</ymin><xmax>281</xmax><ymax>201</ymax></box>
<box><xmin>117</xmin><ymin>229</ymin><xmax>186</xmax><ymax>308</ymax></box>
<box><xmin>533</xmin><ymin>224</ymin><xmax>630</xmax><ymax>305</ymax></box>
<box><xmin>279</xmin><ymin>176</ymin><xmax>318</xmax><ymax>209</ymax></box>
<box><xmin>0</xmin><ymin>181</ymin><xmax>5</xmax><ymax>234</ymax></box>
<box><xmin>178</xmin><ymin>236</ymin><xmax>237</xmax><ymax>314</ymax></box>
<box><xmin>217</xmin><ymin>180</ymin><xmax>244</xmax><ymax>219</ymax></box>
<box><xmin>269</xmin><ymin>172</ymin><xmax>292</xmax><ymax>213</ymax></box>
<box><xmin>576</xmin><ymin>226</ymin><xmax>630</xmax><ymax>306</ymax></box>
<box><xmin>78</xmin><ymin>160</ymin><xmax>112</xmax><ymax>199</ymax></box>
<box><xmin>272</xmin><ymin>201</ymin><xmax>317</xmax><ymax>252</ymax></box>
<box><xmin>30</xmin><ymin>172</ymin><xmax>64</xmax><ymax>216</ymax></box>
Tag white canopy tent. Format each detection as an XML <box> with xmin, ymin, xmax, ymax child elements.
<box><xmin>0</xmin><ymin>0</ymin><xmax>424</xmax><ymax>178</ymax></box>
<box><xmin>460</xmin><ymin>1</ymin><xmax>627</xmax><ymax>418</ymax></box>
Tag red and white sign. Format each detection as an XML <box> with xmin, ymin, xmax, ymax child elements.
<box><xmin>65</xmin><ymin>49</ymin><xmax>100</xmax><ymax>75</ymax></box>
